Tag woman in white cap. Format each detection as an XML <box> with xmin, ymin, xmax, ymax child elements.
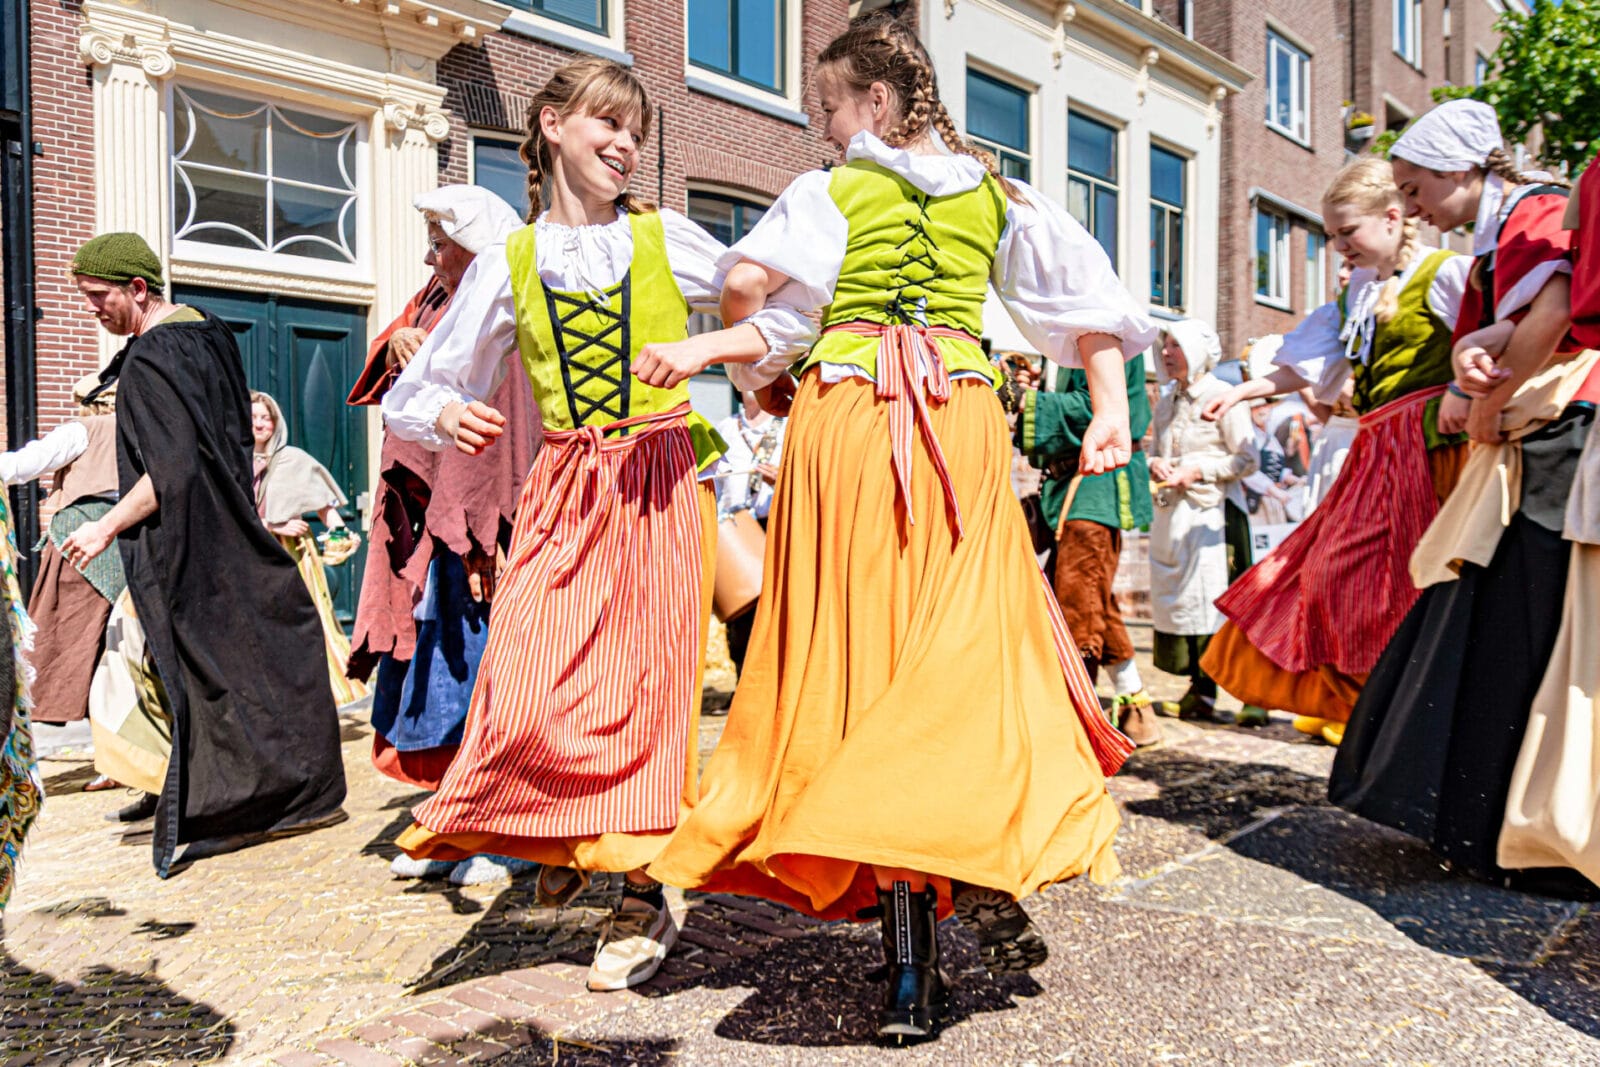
<box><xmin>1147</xmin><ymin>319</ymin><xmax>1258</xmax><ymax>722</ymax></box>
<box><xmin>1330</xmin><ymin>100</ymin><xmax>1600</xmax><ymax>893</ymax></box>
<box><xmin>346</xmin><ymin>184</ymin><xmax>544</xmax><ymax>887</ymax></box>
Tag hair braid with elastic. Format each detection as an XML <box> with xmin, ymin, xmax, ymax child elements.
<box><xmin>818</xmin><ymin>13</ymin><xmax>1024</xmax><ymax>202</ymax></box>
<box><xmin>1484</xmin><ymin>146</ymin><xmax>1570</xmax><ymax>190</ymax></box>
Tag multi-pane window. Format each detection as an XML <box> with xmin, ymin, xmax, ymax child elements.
<box><xmin>171</xmin><ymin>86</ymin><xmax>362</xmax><ymax>265</ymax></box>
<box><xmin>1265</xmin><ymin>32</ymin><xmax>1311</xmax><ymax>143</ymax></box>
<box><xmin>1394</xmin><ymin>0</ymin><xmax>1422</xmax><ymax>67</ymax></box>
<box><xmin>1149</xmin><ymin>145</ymin><xmax>1185</xmax><ymax>311</ymax></box>
<box><xmin>1255</xmin><ymin>207</ymin><xmax>1290</xmax><ymax>306</ymax></box>
<box><xmin>1305</xmin><ymin>231</ymin><xmax>1327</xmax><ymax>309</ymax></box>
<box><xmin>472</xmin><ymin>136</ymin><xmax>530</xmax><ymax>221</ymax></box>
<box><xmin>505</xmin><ymin>0</ymin><xmax>606</xmax><ymax>33</ymax></box>
<box><xmin>965</xmin><ymin>70</ymin><xmax>1032</xmax><ymax>182</ymax></box>
<box><xmin>688</xmin><ymin>0</ymin><xmax>785</xmax><ymax>93</ymax></box>
<box><xmin>1067</xmin><ymin>111</ymin><xmax>1118</xmax><ymax>265</ymax></box>
<box><xmin>686</xmin><ymin>192</ymin><xmax>769</xmax><ymax>423</ymax></box>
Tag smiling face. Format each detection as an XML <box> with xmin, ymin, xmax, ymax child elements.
<box><xmin>541</xmin><ymin>103</ymin><xmax>643</xmax><ymax>206</ymax></box>
<box><xmin>251</xmin><ymin>401</ymin><xmax>275</xmax><ymax>451</ymax></box>
<box><xmin>1322</xmin><ymin>200</ymin><xmax>1403</xmax><ymax>271</ymax></box>
<box><xmin>814</xmin><ymin>65</ymin><xmax>895</xmax><ymax>161</ymax></box>
<box><xmin>1390</xmin><ymin>158</ymin><xmax>1483</xmax><ymax>231</ymax></box>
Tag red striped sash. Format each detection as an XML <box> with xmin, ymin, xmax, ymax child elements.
<box><xmin>1214</xmin><ymin>386</ymin><xmax>1445</xmax><ymax>674</ymax></box>
<box><xmin>823</xmin><ymin>321</ymin><xmax>977</xmax><ymax>542</ymax></box>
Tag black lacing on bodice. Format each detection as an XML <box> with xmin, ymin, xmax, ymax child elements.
<box><xmin>883</xmin><ymin>194</ymin><xmax>939</xmax><ymax>326</ymax></box>
<box><xmin>544</xmin><ymin>277</ymin><xmax>633</xmax><ymax>429</ymax></box>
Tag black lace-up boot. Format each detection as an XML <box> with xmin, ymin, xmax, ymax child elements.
<box><xmin>875</xmin><ymin>881</ymin><xmax>947</xmax><ymax>1042</ymax></box>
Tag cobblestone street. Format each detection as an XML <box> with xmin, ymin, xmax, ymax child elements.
<box><xmin>6</xmin><ymin>625</ymin><xmax>1600</xmax><ymax>1065</ymax></box>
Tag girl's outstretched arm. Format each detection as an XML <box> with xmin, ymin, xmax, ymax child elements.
<box><xmin>1078</xmin><ymin>334</ymin><xmax>1131</xmax><ymax>475</ymax></box>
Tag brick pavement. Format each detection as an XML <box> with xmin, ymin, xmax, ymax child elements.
<box><xmin>7</xmin><ymin>626</ymin><xmax>1600</xmax><ymax>1065</ymax></box>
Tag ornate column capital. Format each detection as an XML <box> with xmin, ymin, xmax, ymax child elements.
<box><xmin>382</xmin><ymin>98</ymin><xmax>451</xmax><ymax>143</ymax></box>
<box><xmin>79</xmin><ymin>26</ymin><xmax>175</xmax><ymax>80</ymax></box>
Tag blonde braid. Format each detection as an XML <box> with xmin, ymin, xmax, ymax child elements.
<box><xmin>1373</xmin><ymin>217</ymin><xmax>1419</xmax><ymax>324</ymax></box>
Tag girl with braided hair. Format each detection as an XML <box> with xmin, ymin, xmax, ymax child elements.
<box><xmin>1328</xmin><ymin>100</ymin><xmax>1600</xmax><ymax>893</ymax></box>
<box><xmin>647</xmin><ymin>14</ymin><xmax>1154</xmax><ymax>1042</ymax></box>
<box><xmin>1196</xmin><ymin>158</ymin><xmax>1473</xmax><ymax>744</ymax></box>
<box><xmin>382</xmin><ymin>57</ymin><xmax>814</xmax><ymax>990</ymax></box>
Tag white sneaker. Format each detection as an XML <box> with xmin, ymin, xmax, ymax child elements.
<box><xmin>390</xmin><ymin>853</ymin><xmax>455</xmax><ymax>880</ymax></box>
<box><xmin>585</xmin><ymin>886</ymin><xmax>687</xmax><ymax>992</ymax></box>
<box><xmin>448</xmin><ymin>854</ymin><xmax>537</xmax><ymax>886</ymax></box>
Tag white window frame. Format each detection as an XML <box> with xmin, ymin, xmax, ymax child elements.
<box><xmin>966</xmin><ymin>66</ymin><xmax>1035</xmax><ymax>184</ymax></box>
<box><xmin>1066</xmin><ymin>107</ymin><xmax>1121</xmax><ymax>272</ymax></box>
<box><xmin>1254</xmin><ymin>205</ymin><xmax>1291</xmax><ymax>310</ymax></box>
<box><xmin>1475</xmin><ymin>51</ymin><xmax>1491</xmax><ymax>85</ymax></box>
<box><xmin>1149</xmin><ymin>143</ymin><xmax>1187</xmax><ymax>313</ymax></box>
<box><xmin>684</xmin><ymin>0</ymin><xmax>805</xmax><ymax>121</ymax></box>
<box><xmin>468</xmin><ymin>131</ymin><xmax>530</xmax><ymax>220</ymax></box>
<box><xmin>1265</xmin><ymin>31</ymin><xmax>1312</xmax><ymax>146</ymax></box>
<box><xmin>168</xmin><ymin>83</ymin><xmax>371</xmax><ymax>285</ymax></box>
<box><xmin>502</xmin><ymin>0</ymin><xmax>632</xmax><ymax>68</ymax></box>
<box><xmin>1394</xmin><ymin>0</ymin><xmax>1423</xmax><ymax>68</ymax></box>
<box><xmin>1304</xmin><ymin>231</ymin><xmax>1327</xmax><ymax>311</ymax></box>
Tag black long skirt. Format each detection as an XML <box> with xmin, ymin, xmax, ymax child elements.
<box><xmin>1330</xmin><ymin>404</ymin><xmax>1594</xmax><ymax>883</ymax></box>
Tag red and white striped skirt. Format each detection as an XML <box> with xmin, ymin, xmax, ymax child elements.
<box><xmin>397</xmin><ymin>405</ymin><xmax>712</xmax><ymax>869</ymax></box>
<box><xmin>1213</xmin><ymin>387</ymin><xmax>1445</xmax><ymax>675</ymax></box>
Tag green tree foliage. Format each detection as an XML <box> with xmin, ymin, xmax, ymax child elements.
<box><xmin>1371</xmin><ymin>0</ymin><xmax>1600</xmax><ymax>171</ymax></box>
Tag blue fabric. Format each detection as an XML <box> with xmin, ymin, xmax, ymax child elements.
<box><xmin>369</xmin><ymin>551</ymin><xmax>489</xmax><ymax>752</ymax></box>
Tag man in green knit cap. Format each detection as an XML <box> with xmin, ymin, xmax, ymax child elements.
<box><xmin>1012</xmin><ymin>352</ymin><xmax>1161</xmax><ymax>747</ymax></box>
<box><xmin>61</xmin><ymin>232</ymin><xmax>346</xmax><ymax>877</ymax></box>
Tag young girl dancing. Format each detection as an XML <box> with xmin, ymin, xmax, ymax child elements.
<box><xmin>646</xmin><ymin>15</ymin><xmax>1153</xmax><ymax>1042</ymax></box>
<box><xmin>1198</xmin><ymin>158</ymin><xmax>1472</xmax><ymax>744</ymax></box>
<box><xmin>381</xmin><ymin>58</ymin><xmax>811</xmax><ymax>990</ymax></box>
<box><xmin>1329</xmin><ymin>100</ymin><xmax>1599</xmax><ymax>891</ymax></box>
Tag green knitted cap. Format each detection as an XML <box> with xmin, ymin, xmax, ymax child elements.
<box><xmin>70</xmin><ymin>232</ymin><xmax>164</xmax><ymax>287</ymax></box>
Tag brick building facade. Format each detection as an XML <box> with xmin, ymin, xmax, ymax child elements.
<box><xmin>5</xmin><ymin>0</ymin><xmax>848</xmax><ymax>563</ymax></box>
<box><xmin>1189</xmin><ymin>0</ymin><xmax>1517</xmax><ymax>359</ymax></box>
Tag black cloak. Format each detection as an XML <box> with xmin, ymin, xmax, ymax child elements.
<box><xmin>112</xmin><ymin>311</ymin><xmax>346</xmax><ymax>876</ymax></box>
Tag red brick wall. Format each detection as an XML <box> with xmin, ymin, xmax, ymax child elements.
<box><xmin>22</xmin><ymin>0</ymin><xmax>99</xmax><ymax>451</ymax></box>
<box><xmin>1206</xmin><ymin>2</ymin><xmax>1349</xmax><ymax>359</ymax></box>
<box><xmin>437</xmin><ymin>0</ymin><xmax>849</xmax><ymax>217</ymax></box>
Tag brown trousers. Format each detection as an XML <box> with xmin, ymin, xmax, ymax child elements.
<box><xmin>1053</xmin><ymin>519</ymin><xmax>1135</xmax><ymax>672</ymax></box>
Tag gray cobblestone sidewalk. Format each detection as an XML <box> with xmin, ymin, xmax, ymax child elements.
<box><xmin>5</xmin><ymin>625</ymin><xmax>1599</xmax><ymax>1065</ymax></box>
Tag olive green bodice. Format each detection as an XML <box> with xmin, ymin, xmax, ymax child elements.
<box><xmin>1341</xmin><ymin>249</ymin><xmax>1465</xmax><ymax>448</ymax></box>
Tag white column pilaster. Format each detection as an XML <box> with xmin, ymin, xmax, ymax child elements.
<box><xmin>79</xmin><ymin>15</ymin><xmax>175</xmax><ymax>366</ymax></box>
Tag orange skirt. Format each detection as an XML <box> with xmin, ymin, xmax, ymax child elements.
<box><xmin>398</xmin><ymin>414</ymin><xmax>715</xmax><ymax>874</ymax></box>
<box><xmin>649</xmin><ymin>375</ymin><xmax>1122</xmax><ymax>920</ymax></box>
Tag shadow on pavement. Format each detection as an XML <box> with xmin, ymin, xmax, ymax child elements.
<box><xmin>1116</xmin><ymin>746</ymin><xmax>1600</xmax><ymax>1040</ymax></box>
<box><xmin>0</xmin><ymin>946</ymin><xmax>234</xmax><ymax>1060</ymax></box>
<box><xmin>490</xmin><ymin>1034</ymin><xmax>682</xmax><ymax>1065</ymax></box>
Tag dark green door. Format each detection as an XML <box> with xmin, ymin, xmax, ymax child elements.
<box><xmin>174</xmin><ymin>286</ymin><xmax>369</xmax><ymax>626</ymax></box>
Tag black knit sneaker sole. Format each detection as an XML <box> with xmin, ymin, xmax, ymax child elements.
<box><xmin>953</xmin><ymin>888</ymin><xmax>1049</xmax><ymax>974</ymax></box>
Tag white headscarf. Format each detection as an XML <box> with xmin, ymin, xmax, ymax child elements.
<box><xmin>413</xmin><ymin>184</ymin><xmax>524</xmax><ymax>254</ymax></box>
<box><xmin>1392</xmin><ymin>101</ymin><xmax>1513</xmax><ymax>256</ymax></box>
<box><xmin>1160</xmin><ymin>318</ymin><xmax>1223</xmax><ymax>388</ymax></box>
<box><xmin>1391</xmin><ymin>99</ymin><xmax>1504</xmax><ymax>172</ymax></box>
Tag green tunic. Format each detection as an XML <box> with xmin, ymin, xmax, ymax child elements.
<box><xmin>1016</xmin><ymin>355</ymin><xmax>1153</xmax><ymax>532</ymax></box>
<box><xmin>504</xmin><ymin>211</ymin><xmax>722</xmax><ymax>467</ymax></box>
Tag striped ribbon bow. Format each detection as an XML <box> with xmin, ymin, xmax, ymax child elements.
<box><xmin>825</xmin><ymin>321</ymin><xmax>978</xmax><ymax>543</ymax></box>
